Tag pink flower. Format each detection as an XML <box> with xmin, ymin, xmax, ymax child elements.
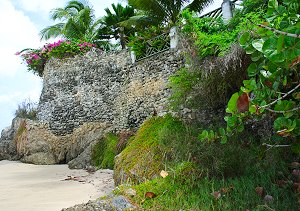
<box><xmin>15</xmin><ymin>51</ymin><xmax>21</xmax><ymax>55</ymax></box>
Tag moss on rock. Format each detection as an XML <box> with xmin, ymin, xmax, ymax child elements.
<box><xmin>91</xmin><ymin>133</ymin><xmax>118</xmax><ymax>169</ymax></box>
<box><xmin>114</xmin><ymin>115</ymin><xmax>183</xmax><ymax>185</ymax></box>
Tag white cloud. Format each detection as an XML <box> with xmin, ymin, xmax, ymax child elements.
<box><xmin>14</xmin><ymin>0</ymin><xmax>65</xmax><ymax>14</ymax></box>
<box><xmin>0</xmin><ymin>0</ymin><xmax>42</xmax><ymax>76</ymax></box>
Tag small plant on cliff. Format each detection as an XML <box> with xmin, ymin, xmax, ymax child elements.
<box><xmin>128</xmin><ymin>26</ymin><xmax>169</xmax><ymax>59</ymax></box>
<box><xmin>180</xmin><ymin>9</ymin><xmax>264</xmax><ymax>58</ymax></box>
<box><xmin>17</xmin><ymin>39</ymin><xmax>97</xmax><ymax>76</ymax></box>
<box><xmin>91</xmin><ymin>133</ymin><xmax>118</xmax><ymax>169</ymax></box>
<box><xmin>199</xmin><ymin>0</ymin><xmax>300</xmax><ymax>149</ymax></box>
<box><xmin>14</xmin><ymin>99</ymin><xmax>38</xmax><ymax>120</ymax></box>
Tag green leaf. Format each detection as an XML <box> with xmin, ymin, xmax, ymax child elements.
<box><xmin>225</xmin><ymin>115</ymin><xmax>238</xmax><ymax>128</ymax></box>
<box><xmin>277</xmin><ymin>35</ymin><xmax>284</xmax><ymax>52</ymax></box>
<box><xmin>283</xmin><ymin>76</ymin><xmax>287</xmax><ymax>86</ymax></box>
<box><xmin>247</xmin><ymin>63</ymin><xmax>258</xmax><ymax>76</ymax></box>
<box><xmin>249</xmin><ymin>105</ymin><xmax>256</xmax><ymax>114</ymax></box>
<box><xmin>198</xmin><ymin>130</ymin><xmax>208</xmax><ymax>141</ymax></box>
<box><xmin>218</xmin><ymin>128</ymin><xmax>226</xmax><ymax>136</ymax></box>
<box><xmin>268</xmin><ymin>0</ymin><xmax>278</xmax><ymax>10</ymax></box>
<box><xmin>274</xmin><ymin>117</ymin><xmax>292</xmax><ymax>130</ymax></box>
<box><xmin>208</xmin><ymin>130</ymin><xmax>215</xmax><ymax>140</ymax></box>
<box><xmin>251</xmin><ymin>51</ymin><xmax>262</xmax><ymax>62</ymax></box>
<box><xmin>221</xmin><ymin>136</ymin><xmax>227</xmax><ymax>144</ymax></box>
<box><xmin>240</xmin><ymin>32</ymin><xmax>251</xmax><ymax>46</ymax></box>
<box><xmin>226</xmin><ymin>93</ymin><xmax>239</xmax><ymax>113</ymax></box>
<box><xmin>274</xmin><ymin>100</ymin><xmax>296</xmax><ymax>115</ymax></box>
<box><xmin>237</xmin><ymin>124</ymin><xmax>244</xmax><ymax>133</ymax></box>
<box><xmin>252</xmin><ymin>39</ymin><xmax>264</xmax><ymax>52</ymax></box>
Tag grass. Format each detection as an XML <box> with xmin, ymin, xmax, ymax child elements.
<box><xmin>113</xmin><ymin>114</ymin><xmax>300</xmax><ymax>210</ymax></box>
<box><xmin>116</xmin><ymin>157</ymin><xmax>299</xmax><ymax>210</ymax></box>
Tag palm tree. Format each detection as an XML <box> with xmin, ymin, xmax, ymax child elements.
<box><xmin>124</xmin><ymin>0</ymin><xmax>214</xmax><ymax>26</ymax></box>
<box><xmin>40</xmin><ymin>0</ymin><xmax>102</xmax><ymax>41</ymax></box>
<box><xmin>98</xmin><ymin>3</ymin><xmax>135</xmax><ymax>49</ymax></box>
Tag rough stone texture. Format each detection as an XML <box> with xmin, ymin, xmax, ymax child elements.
<box><xmin>0</xmin><ymin>117</ymin><xmax>112</xmax><ymax>167</ymax></box>
<box><xmin>38</xmin><ymin>49</ymin><xmax>184</xmax><ymax>135</ymax></box>
<box><xmin>62</xmin><ymin>195</ymin><xmax>135</xmax><ymax>211</ymax></box>
<box><xmin>0</xmin><ymin>118</ymin><xmax>23</xmax><ymax>160</ymax></box>
<box><xmin>0</xmin><ymin>49</ymin><xmax>183</xmax><ymax>166</ymax></box>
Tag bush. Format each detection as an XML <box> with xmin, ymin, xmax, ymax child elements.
<box><xmin>128</xmin><ymin>26</ymin><xmax>169</xmax><ymax>59</ymax></box>
<box><xmin>14</xmin><ymin>99</ymin><xmax>37</xmax><ymax>120</ymax></box>
<box><xmin>17</xmin><ymin>39</ymin><xmax>98</xmax><ymax>76</ymax></box>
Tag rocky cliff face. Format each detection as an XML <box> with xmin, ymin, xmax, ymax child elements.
<box><xmin>38</xmin><ymin>49</ymin><xmax>183</xmax><ymax>135</ymax></box>
<box><xmin>0</xmin><ymin>49</ymin><xmax>184</xmax><ymax>166</ymax></box>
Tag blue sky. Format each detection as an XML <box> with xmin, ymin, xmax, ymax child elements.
<box><xmin>0</xmin><ymin>0</ymin><xmax>222</xmax><ymax>132</ymax></box>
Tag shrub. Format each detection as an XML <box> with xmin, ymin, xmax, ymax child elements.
<box><xmin>17</xmin><ymin>39</ymin><xmax>98</xmax><ymax>76</ymax></box>
<box><xmin>128</xmin><ymin>26</ymin><xmax>169</xmax><ymax>59</ymax></box>
<box><xmin>14</xmin><ymin>99</ymin><xmax>37</xmax><ymax>120</ymax></box>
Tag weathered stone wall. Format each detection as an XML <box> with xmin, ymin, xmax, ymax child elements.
<box><xmin>38</xmin><ymin>49</ymin><xmax>184</xmax><ymax>135</ymax></box>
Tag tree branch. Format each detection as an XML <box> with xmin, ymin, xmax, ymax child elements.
<box><xmin>259</xmin><ymin>83</ymin><xmax>300</xmax><ymax>109</ymax></box>
<box><xmin>256</xmin><ymin>23</ymin><xmax>300</xmax><ymax>38</ymax></box>
<box><xmin>264</xmin><ymin>106</ymin><xmax>300</xmax><ymax>113</ymax></box>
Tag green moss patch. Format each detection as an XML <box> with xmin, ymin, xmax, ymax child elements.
<box><xmin>91</xmin><ymin>133</ymin><xmax>118</xmax><ymax>169</ymax></box>
<box><xmin>114</xmin><ymin>115</ymin><xmax>184</xmax><ymax>185</ymax></box>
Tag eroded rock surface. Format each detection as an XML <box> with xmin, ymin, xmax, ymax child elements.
<box><xmin>0</xmin><ymin>118</ymin><xmax>112</xmax><ymax>167</ymax></box>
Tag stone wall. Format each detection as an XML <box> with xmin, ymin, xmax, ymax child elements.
<box><xmin>37</xmin><ymin>49</ymin><xmax>184</xmax><ymax>135</ymax></box>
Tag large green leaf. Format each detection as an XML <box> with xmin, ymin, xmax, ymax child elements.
<box><xmin>226</xmin><ymin>93</ymin><xmax>239</xmax><ymax>114</ymax></box>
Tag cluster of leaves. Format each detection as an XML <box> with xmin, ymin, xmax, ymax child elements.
<box><xmin>168</xmin><ymin>68</ymin><xmax>200</xmax><ymax>109</ymax></box>
<box><xmin>199</xmin><ymin>0</ymin><xmax>300</xmax><ymax>150</ymax></box>
<box><xmin>180</xmin><ymin>9</ymin><xmax>264</xmax><ymax>58</ymax></box>
<box><xmin>128</xmin><ymin>26</ymin><xmax>169</xmax><ymax>59</ymax></box>
<box><xmin>17</xmin><ymin>39</ymin><xmax>97</xmax><ymax>76</ymax></box>
<box><xmin>14</xmin><ymin>99</ymin><xmax>38</xmax><ymax>120</ymax></box>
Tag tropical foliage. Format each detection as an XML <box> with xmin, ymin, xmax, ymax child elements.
<box><xmin>125</xmin><ymin>0</ymin><xmax>214</xmax><ymax>26</ymax></box>
<box><xmin>128</xmin><ymin>26</ymin><xmax>169</xmax><ymax>59</ymax></box>
<box><xmin>40</xmin><ymin>0</ymin><xmax>102</xmax><ymax>41</ymax></box>
<box><xmin>17</xmin><ymin>39</ymin><xmax>97</xmax><ymax>76</ymax></box>
<box><xmin>99</xmin><ymin>3</ymin><xmax>135</xmax><ymax>49</ymax></box>
<box><xmin>199</xmin><ymin>0</ymin><xmax>300</xmax><ymax>149</ymax></box>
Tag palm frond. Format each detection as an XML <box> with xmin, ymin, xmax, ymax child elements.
<box><xmin>50</xmin><ymin>8</ymin><xmax>71</xmax><ymax>21</ymax></box>
<box><xmin>39</xmin><ymin>23</ymin><xmax>64</xmax><ymax>40</ymax></box>
<box><xmin>185</xmin><ymin>0</ymin><xmax>214</xmax><ymax>13</ymax></box>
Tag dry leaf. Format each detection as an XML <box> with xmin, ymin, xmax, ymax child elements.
<box><xmin>212</xmin><ymin>191</ymin><xmax>221</xmax><ymax>199</ymax></box>
<box><xmin>145</xmin><ymin>192</ymin><xmax>157</xmax><ymax>199</ymax></box>
<box><xmin>220</xmin><ymin>188</ymin><xmax>229</xmax><ymax>194</ymax></box>
<box><xmin>237</xmin><ymin>93</ymin><xmax>250</xmax><ymax>113</ymax></box>
<box><xmin>160</xmin><ymin>170</ymin><xmax>169</xmax><ymax>178</ymax></box>
<box><xmin>275</xmin><ymin>180</ymin><xmax>287</xmax><ymax>188</ymax></box>
<box><xmin>255</xmin><ymin>187</ymin><xmax>265</xmax><ymax>197</ymax></box>
<box><xmin>293</xmin><ymin>183</ymin><xmax>300</xmax><ymax>192</ymax></box>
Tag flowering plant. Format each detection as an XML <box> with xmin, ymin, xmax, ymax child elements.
<box><xmin>17</xmin><ymin>39</ymin><xmax>98</xmax><ymax>76</ymax></box>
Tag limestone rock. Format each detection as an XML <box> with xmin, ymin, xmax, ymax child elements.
<box><xmin>21</xmin><ymin>152</ymin><xmax>56</xmax><ymax>165</ymax></box>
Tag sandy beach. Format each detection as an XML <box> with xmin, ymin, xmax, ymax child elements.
<box><xmin>0</xmin><ymin>160</ymin><xmax>114</xmax><ymax>211</ymax></box>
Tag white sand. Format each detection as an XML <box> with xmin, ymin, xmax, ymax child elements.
<box><xmin>0</xmin><ymin>160</ymin><xmax>114</xmax><ymax>211</ymax></box>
